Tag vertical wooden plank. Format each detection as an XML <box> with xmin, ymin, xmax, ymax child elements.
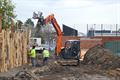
<box><xmin>0</xmin><ymin>16</ymin><xmax>2</xmax><ymax>32</ymax></box>
<box><xmin>2</xmin><ymin>30</ymin><xmax>6</xmax><ymax>72</ymax></box>
<box><xmin>0</xmin><ymin>31</ymin><xmax>3</xmax><ymax>72</ymax></box>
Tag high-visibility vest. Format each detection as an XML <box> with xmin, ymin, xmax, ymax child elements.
<box><xmin>30</xmin><ymin>49</ymin><xmax>36</xmax><ymax>58</ymax></box>
<box><xmin>43</xmin><ymin>50</ymin><xmax>50</xmax><ymax>57</ymax></box>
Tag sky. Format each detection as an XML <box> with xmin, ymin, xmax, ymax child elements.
<box><xmin>12</xmin><ymin>0</ymin><xmax>120</xmax><ymax>34</ymax></box>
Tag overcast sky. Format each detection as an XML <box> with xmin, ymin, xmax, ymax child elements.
<box><xmin>12</xmin><ymin>0</ymin><xmax>120</xmax><ymax>33</ymax></box>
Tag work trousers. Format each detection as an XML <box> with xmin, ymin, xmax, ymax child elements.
<box><xmin>43</xmin><ymin>57</ymin><xmax>48</xmax><ymax>65</ymax></box>
<box><xmin>31</xmin><ymin>57</ymin><xmax>36</xmax><ymax>67</ymax></box>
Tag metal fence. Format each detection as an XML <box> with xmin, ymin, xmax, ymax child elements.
<box><xmin>104</xmin><ymin>41</ymin><xmax>120</xmax><ymax>56</ymax></box>
<box><xmin>87</xmin><ymin>24</ymin><xmax>120</xmax><ymax>37</ymax></box>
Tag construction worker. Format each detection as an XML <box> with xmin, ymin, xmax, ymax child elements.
<box><xmin>42</xmin><ymin>48</ymin><xmax>50</xmax><ymax>65</ymax></box>
<box><xmin>29</xmin><ymin>45</ymin><xmax>36</xmax><ymax>67</ymax></box>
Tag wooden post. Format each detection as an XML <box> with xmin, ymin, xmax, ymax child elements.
<box><xmin>0</xmin><ymin>16</ymin><xmax>2</xmax><ymax>32</ymax></box>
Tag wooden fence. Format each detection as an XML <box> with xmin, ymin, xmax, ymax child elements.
<box><xmin>0</xmin><ymin>30</ymin><xmax>29</xmax><ymax>72</ymax></box>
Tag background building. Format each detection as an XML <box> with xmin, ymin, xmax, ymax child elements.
<box><xmin>63</xmin><ymin>24</ymin><xmax>78</xmax><ymax>36</ymax></box>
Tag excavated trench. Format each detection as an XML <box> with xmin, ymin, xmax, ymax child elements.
<box><xmin>1</xmin><ymin>45</ymin><xmax>120</xmax><ymax>80</ymax></box>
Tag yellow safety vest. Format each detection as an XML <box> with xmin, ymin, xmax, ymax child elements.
<box><xmin>43</xmin><ymin>50</ymin><xmax>50</xmax><ymax>58</ymax></box>
<box><xmin>30</xmin><ymin>49</ymin><xmax>36</xmax><ymax>58</ymax></box>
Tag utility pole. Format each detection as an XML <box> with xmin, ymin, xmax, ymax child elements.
<box><xmin>101</xmin><ymin>24</ymin><xmax>103</xmax><ymax>36</ymax></box>
<box><xmin>116</xmin><ymin>24</ymin><xmax>118</xmax><ymax>36</ymax></box>
<box><xmin>94</xmin><ymin>24</ymin><xmax>96</xmax><ymax>36</ymax></box>
<box><xmin>87</xmin><ymin>24</ymin><xmax>88</xmax><ymax>37</ymax></box>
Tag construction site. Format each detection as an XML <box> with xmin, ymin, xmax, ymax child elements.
<box><xmin>0</xmin><ymin>0</ymin><xmax>120</xmax><ymax>80</ymax></box>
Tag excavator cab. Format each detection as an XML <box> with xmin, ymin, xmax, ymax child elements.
<box><xmin>61</xmin><ymin>40</ymin><xmax>80</xmax><ymax>59</ymax></box>
<box><xmin>58</xmin><ymin>40</ymin><xmax>80</xmax><ymax>65</ymax></box>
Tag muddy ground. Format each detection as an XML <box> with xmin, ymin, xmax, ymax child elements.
<box><xmin>0</xmin><ymin>60</ymin><xmax>120</xmax><ymax>80</ymax></box>
<box><xmin>1</xmin><ymin>45</ymin><xmax>120</xmax><ymax>80</ymax></box>
<box><xmin>35</xmin><ymin>61</ymin><xmax>120</xmax><ymax>80</ymax></box>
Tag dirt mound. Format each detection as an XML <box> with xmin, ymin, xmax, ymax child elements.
<box><xmin>34</xmin><ymin>61</ymin><xmax>118</xmax><ymax>80</ymax></box>
<box><xmin>34</xmin><ymin>61</ymin><xmax>71</xmax><ymax>76</ymax></box>
<box><xmin>83</xmin><ymin>45</ymin><xmax>120</xmax><ymax>69</ymax></box>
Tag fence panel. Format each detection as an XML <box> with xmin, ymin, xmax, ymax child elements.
<box><xmin>0</xmin><ymin>30</ymin><xmax>28</xmax><ymax>72</ymax></box>
<box><xmin>104</xmin><ymin>41</ymin><xmax>120</xmax><ymax>56</ymax></box>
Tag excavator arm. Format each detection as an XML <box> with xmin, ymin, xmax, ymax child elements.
<box><xmin>42</xmin><ymin>14</ymin><xmax>63</xmax><ymax>56</ymax></box>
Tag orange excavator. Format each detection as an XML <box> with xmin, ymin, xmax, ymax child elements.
<box><xmin>33</xmin><ymin>12</ymin><xmax>80</xmax><ymax>65</ymax></box>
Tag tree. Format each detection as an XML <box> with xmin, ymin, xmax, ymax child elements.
<box><xmin>17</xmin><ymin>20</ymin><xmax>23</xmax><ymax>29</ymax></box>
<box><xmin>43</xmin><ymin>24</ymin><xmax>55</xmax><ymax>44</ymax></box>
<box><xmin>34</xmin><ymin>23</ymin><xmax>43</xmax><ymax>37</ymax></box>
<box><xmin>33</xmin><ymin>22</ymin><xmax>55</xmax><ymax>44</ymax></box>
<box><xmin>24</xmin><ymin>18</ymin><xmax>34</xmax><ymax>27</ymax></box>
<box><xmin>0</xmin><ymin>0</ymin><xmax>15</xmax><ymax>29</ymax></box>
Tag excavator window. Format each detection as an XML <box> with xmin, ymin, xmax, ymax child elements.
<box><xmin>65</xmin><ymin>41</ymin><xmax>71</xmax><ymax>49</ymax></box>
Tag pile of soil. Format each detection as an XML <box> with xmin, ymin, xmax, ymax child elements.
<box><xmin>0</xmin><ymin>70</ymin><xmax>39</xmax><ymax>80</ymax></box>
<box><xmin>34</xmin><ymin>62</ymin><xmax>119</xmax><ymax>80</ymax></box>
<box><xmin>34</xmin><ymin>61</ymin><xmax>68</xmax><ymax>75</ymax></box>
<box><xmin>83</xmin><ymin>45</ymin><xmax>120</xmax><ymax>69</ymax></box>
